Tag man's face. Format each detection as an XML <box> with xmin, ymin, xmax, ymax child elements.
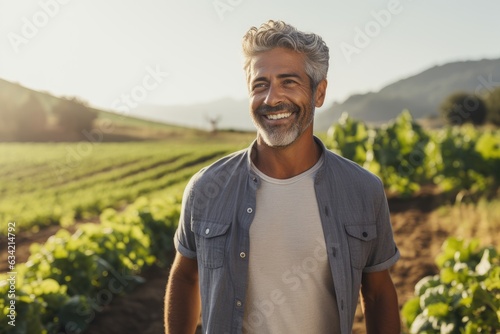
<box><xmin>247</xmin><ymin>47</ymin><xmax>326</xmax><ymax>148</ymax></box>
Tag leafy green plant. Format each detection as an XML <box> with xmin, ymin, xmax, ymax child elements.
<box><xmin>372</xmin><ymin>110</ymin><xmax>433</xmax><ymax>196</ymax></box>
<box><xmin>475</xmin><ymin>131</ymin><xmax>500</xmax><ymax>182</ymax></box>
<box><xmin>0</xmin><ymin>195</ymin><xmax>182</xmax><ymax>333</ymax></box>
<box><xmin>0</xmin><ymin>276</ymin><xmax>90</xmax><ymax>334</ymax></box>
<box><xmin>402</xmin><ymin>237</ymin><xmax>500</xmax><ymax>333</ymax></box>
<box><xmin>435</xmin><ymin>125</ymin><xmax>493</xmax><ymax>194</ymax></box>
<box><xmin>325</xmin><ymin>110</ymin><xmax>500</xmax><ymax>197</ymax></box>
<box><xmin>100</xmin><ymin>195</ymin><xmax>180</xmax><ymax>267</ymax></box>
<box><xmin>326</xmin><ymin>112</ymin><xmax>372</xmax><ymax>165</ymax></box>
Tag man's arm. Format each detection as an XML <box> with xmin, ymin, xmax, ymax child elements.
<box><xmin>164</xmin><ymin>252</ymin><xmax>201</xmax><ymax>334</ymax></box>
<box><xmin>360</xmin><ymin>269</ymin><xmax>401</xmax><ymax>334</ymax></box>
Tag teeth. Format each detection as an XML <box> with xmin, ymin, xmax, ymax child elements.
<box><xmin>266</xmin><ymin>112</ymin><xmax>292</xmax><ymax>120</ymax></box>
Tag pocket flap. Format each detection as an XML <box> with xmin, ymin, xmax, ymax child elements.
<box><xmin>192</xmin><ymin>220</ymin><xmax>230</xmax><ymax>239</ymax></box>
<box><xmin>344</xmin><ymin>224</ymin><xmax>377</xmax><ymax>241</ymax></box>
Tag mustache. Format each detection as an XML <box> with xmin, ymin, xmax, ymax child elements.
<box><xmin>256</xmin><ymin>103</ymin><xmax>300</xmax><ymax>114</ymax></box>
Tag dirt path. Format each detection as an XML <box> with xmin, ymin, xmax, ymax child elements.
<box><xmin>1</xmin><ymin>192</ymin><xmax>452</xmax><ymax>333</ymax></box>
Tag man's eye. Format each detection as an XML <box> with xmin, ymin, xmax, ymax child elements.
<box><xmin>252</xmin><ymin>83</ymin><xmax>267</xmax><ymax>90</ymax></box>
<box><xmin>283</xmin><ymin>79</ymin><xmax>297</xmax><ymax>85</ymax></box>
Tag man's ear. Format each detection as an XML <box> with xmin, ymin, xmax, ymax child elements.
<box><xmin>314</xmin><ymin>79</ymin><xmax>328</xmax><ymax>108</ymax></box>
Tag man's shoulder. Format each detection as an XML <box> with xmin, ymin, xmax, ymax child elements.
<box><xmin>323</xmin><ymin>149</ymin><xmax>383</xmax><ymax>189</ymax></box>
<box><xmin>190</xmin><ymin>147</ymin><xmax>249</xmax><ymax>187</ymax></box>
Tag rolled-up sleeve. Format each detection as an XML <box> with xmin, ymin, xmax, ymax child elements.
<box><xmin>173</xmin><ymin>175</ymin><xmax>197</xmax><ymax>259</ymax></box>
<box><xmin>363</xmin><ymin>180</ymin><xmax>400</xmax><ymax>273</ymax></box>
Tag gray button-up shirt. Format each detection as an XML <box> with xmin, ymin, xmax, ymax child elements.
<box><xmin>174</xmin><ymin>137</ymin><xmax>400</xmax><ymax>334</ymax></box>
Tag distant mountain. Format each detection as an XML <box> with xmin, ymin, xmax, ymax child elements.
<box><xmin>134</xmin><ymin>58</ymin><xmax>500</xmax><ymax>132</ymax></box>
<box><xmin>133</xmin><ymin>98</ymin><xmax>254</xmax><ymax>131</ymax></box>
<box><xmin>315</xmin><ymin>58</ymin><xmax>500</xmax><ymax>131</ymax></box>
<box><xmin>4</xmin><ymin>56</ymin><xmax>499</xmax><ymax>138</ymax></box>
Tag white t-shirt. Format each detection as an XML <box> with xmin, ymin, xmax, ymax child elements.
<box><xmin>243</xmin><ymin>155</ymin><xmax>340</xmax><ymax>333</ymax></box>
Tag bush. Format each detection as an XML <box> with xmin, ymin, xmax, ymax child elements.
<box><xmin>402</xmin><ymin>237</ymin><xmax>500</xmax><ymax>333</ymax></box>
<box><xmin>326</xmin><ymin>111</ymin><xmax>371</xmax><ymax>165</ymax></box>
<box><xmin>326</xmin><ymin>111</ymin><xmax>500</xmax><ymax>196</ymax></box>
<box><xmin>53</xmin><ymin>97</ymin><xmax>97</xmax><ymax>135</ymax></box>
<box><xmin>0</xmin><ymin>195</ymin><xmax>181</xmax><ymax>333</ymax></box>
<box><xmin>440</xmin><ymin>92</ymin><xmax>487</xmax><ymax>126</ymax></box>
<box><xmin>484</xmin><ymin>86</ymin><xmax>500</xmax><ymax>126</ymax></box>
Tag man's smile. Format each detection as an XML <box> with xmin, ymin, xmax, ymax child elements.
<box><xmin>265</xmin><ymin>112</ymin><xmax>293</xmax><ymax>120</ymax></box>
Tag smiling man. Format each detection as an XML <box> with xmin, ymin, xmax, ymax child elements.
<box><xmin>165</xmin><ymin>20</ymin><xmax>401</xmax><ymax>334</ymax></box>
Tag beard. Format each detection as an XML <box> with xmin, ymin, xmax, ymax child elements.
<box><xmin>251</xmin><ymin>101</ymin><xmax>315</xmax><ymax>148</ymax></box>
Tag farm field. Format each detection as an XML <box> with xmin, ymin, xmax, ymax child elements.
<box><xmin>0</xmin><ymin>134</ymin><xmax>254</xmax><ymax>234</ymax></box>
<box><xmin>1</xmin><ymin>123</ymin><xmax>499</xmax><ymax>333</ymax></box>
<box><xmin>83</xmin><ymin>193</ymin><xmax>500</xmax><ymax>334</ymax></box>
<box><xmin>4</xmin><ymin>189</ymin><xmax>498</xmax><ymax>333</ymax></box>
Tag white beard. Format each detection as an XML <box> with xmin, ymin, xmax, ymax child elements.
<box><xmin>253</xmin><ymin>108</ymin><xmax>314</xmax><ymax>148</ymax></box>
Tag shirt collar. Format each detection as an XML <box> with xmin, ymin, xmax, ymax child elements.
<box><xmin>245</xmin><ymin>136</ymin><xmax>328</xmax><ymax>183</ymax></box>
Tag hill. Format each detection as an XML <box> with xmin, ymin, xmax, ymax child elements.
<box><xmin>4</xmin><ymin>56</ymin><xmax>499</xmax><ymax>136</ymax></box>
<box><xmin>315</xmin><ymin>57</ymin><xmax>500</xmax><ymax>131</ymax></box>
<box><xmin>129</xmin><ymin>58</ymin><xmax>500</xmax><ymax>132</ymax></box>
<box><xmin>0</xmin><ymin>78</ymin><xmax>207</xmax><ymax>142</ymax></box>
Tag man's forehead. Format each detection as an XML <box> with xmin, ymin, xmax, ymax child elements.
<box><xmin>248</xmin><ymin>47</ymin><xmax>307</xmax><ymax>80</ymax></box>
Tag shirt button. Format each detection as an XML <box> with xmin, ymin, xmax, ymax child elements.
<box><xmin>362</xmin><ymin>232</ymin><xmax>368</xmax><ymax>238</ymax></box>
<box><xmin>205</xmin><ymin>228</ymin><xmax>210</xmax><ymax>235</ymax></box>
<box><xmin>240</xmin><ymin>252</ymin><xmax>246</xmax><ymax>259</ymax></box>
<box><xmin>246</xmin><ymin>207</ymin><xmax>253</xmax><ymax>214</ymax></box>
<box><xmin>236</xmin><ymin>300</ymin><xmax>242</xmax><ymax>307</ymax></box>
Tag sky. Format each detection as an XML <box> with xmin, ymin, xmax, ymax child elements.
<box><xmin>0</xmin><ymin>0</ymin><xmax>499</xmax><ymax>114</ymax></box>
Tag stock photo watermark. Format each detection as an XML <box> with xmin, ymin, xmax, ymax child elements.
<box><xmin>51</xmin><ymin>65</ymin><xmax>169</xmax><ymax>181</ymax></box>
<box><xmin>475</xmin><ymin>74</ymin><xmax>500</xmax><ymax>97</ymax></box>
<box><xmin>110</xmin><ymin>65</ymin><xmax>169</xmax><ymax>113</ymax></box>
<box><xmin>339</xmin><ymin>0</ymin><xmax>408</xmax><ymax>64</ymax></box>
<box><xmin>243</xmin><ymin>237</ymin><xmax>328</xmax><ymax>331</ymax></box>
<box><xmin>393</xmin><ymin>74</ymin><xmax>500</xmax><ymax>178</ymax></box>
<box><xmin>213</xmin><ymin>0</ymin><xmax>244</xmax><ymax>21</ymax></box>
<box><xmin>448</xmin><ymin>74</ymin><xmax>500</xmax><ymax>125</ymax></box>
<box><xmin>7</xmin><ymin>0</ymin><xmax>72</xmax><ymax>53</ymax></box>
<box><xmin>5</xmin><ymin>221</ymin><xmax>17</xmax><ymax>327</ymax></box>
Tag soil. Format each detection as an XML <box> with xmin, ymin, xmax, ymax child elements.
<box><xmin>2</xmin><ymin>190</ymin><xmax>455</xmax><ymax>333</ymax></box>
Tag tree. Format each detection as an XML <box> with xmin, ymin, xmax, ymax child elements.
<box><xmin>53</xmin><ymin>97</ymin><xmax>97</xmax><ymax>135</ymax></box>
<box><xmin>484</xmin><ymin>86</ymin><xmax>500</xmax><ymax>126</ymax></box>
<box><xmin>0</xmin><ymin>98</ymin><xmax>18</xmax><ymax>140</ymax></box>
<box><xmin>17</xmin><ymin>93</ymin><xmax>47</xmax><ymax>130</ymax></box>
<box><xmin>205</xmin><ymin>115</ymin><xmax>221</xmax><ymax>133</ymax></box>
<box><xmin>440</xmin><ymin>92</ymin><xmax>487</xmax><ymax>126</ymax></box>
<box><xmin>11</xmin><ymin>94</ymin><xmax>48</xmax><ymax>140</ymax></box>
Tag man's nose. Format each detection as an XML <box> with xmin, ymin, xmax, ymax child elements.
<box><xmin>263</xmin><ymin>84</ymin><xmax>283</xmax><ymax>107</ymax></box>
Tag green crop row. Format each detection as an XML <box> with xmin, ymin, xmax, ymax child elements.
<box><xmin>0</xmin><ymin>142</ymin><xmax>236</xmax><ymax>234</ymax></box>
<box><xmin>327</xmin><ymin>110</ymin><xmax>500</xmax><ymax>196</ymax></box>
<box><xmin>0</xmin><ymin>195</ymin><xmax>181</xmax><ymax>334</ymax></box>
<box><xmin>402</xmin><ymin>237</ymin><xmax>500</xmax><ymax>333</ymax></box>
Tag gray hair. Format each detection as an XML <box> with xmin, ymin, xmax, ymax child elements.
<box><xmin>242</xmin><ymin>20</ymin><xmax>329</xmax><ymax>89</ymax></box>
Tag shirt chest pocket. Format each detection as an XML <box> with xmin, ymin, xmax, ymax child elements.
<box><xmin>192</xmin><ymin>220</ymin><xmax>230</xmax><ymax>269</ymax></box>
<box><xmin>344</xmin><ymin>224</ymin><xmax>377</xmax><ymax>269</ymax></box>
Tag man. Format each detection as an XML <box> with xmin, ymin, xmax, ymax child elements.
<box><xmin>165</xmin><ymin>20</ymin><xmax>401</xmax><ymax>334</ymax></box>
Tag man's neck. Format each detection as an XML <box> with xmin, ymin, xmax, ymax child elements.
<box><xmin>251</xmin><ymin>131</ymin><xmax>321</xmax><ymax>179</ymax></box>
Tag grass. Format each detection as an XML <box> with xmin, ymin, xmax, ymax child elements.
<box><xmin>431</xmin><ymin>196</ymin><xmax>500</xmax><ymax>248</ymax></box>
